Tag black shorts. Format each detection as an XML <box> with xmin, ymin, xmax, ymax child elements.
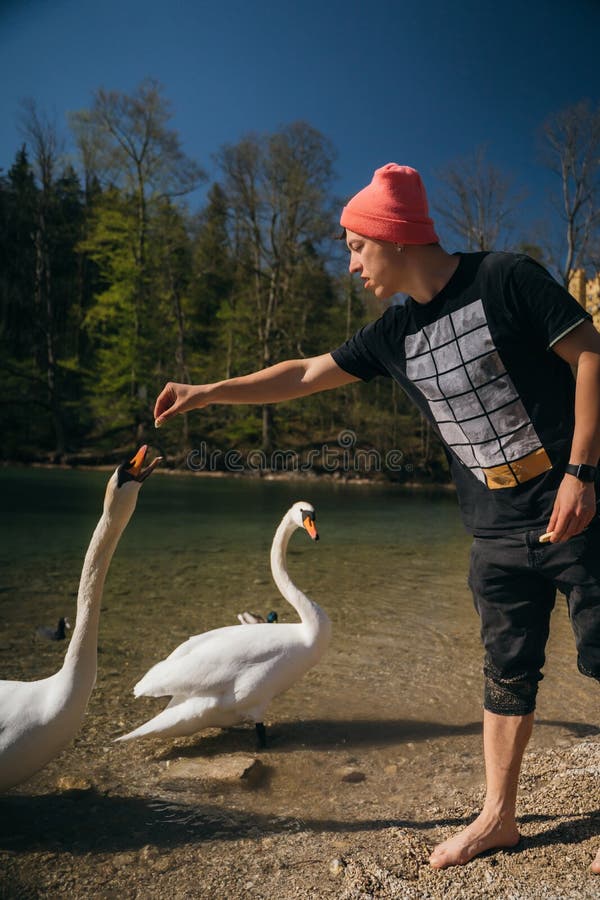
<box><xmin>469</xmin><ymin>520</ymin><xmax>600</xmax><ymax>713</ymax></box>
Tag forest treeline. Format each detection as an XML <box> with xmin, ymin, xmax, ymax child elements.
<box><xmin>1</xmin><ymin>80</ymin><xmax>598</xmax><ymax>481</ymax></box>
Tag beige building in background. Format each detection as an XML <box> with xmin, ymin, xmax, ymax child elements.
<box><xmin>568</xmin><ymin>269</ymin><xmax>600</xmax><ymax>330</ymax></box>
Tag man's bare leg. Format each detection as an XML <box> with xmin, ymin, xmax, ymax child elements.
<box><xmin>591</xmin><ymin>848</ymin><xmax>600</xmax><ymax>874</ymax></box>
<box><xmin>429</xmin><ymin>710</ymin><xmax>533</xmax><ymax>869</ymax></box>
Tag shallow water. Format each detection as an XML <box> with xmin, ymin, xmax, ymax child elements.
<box><xmin>0</xmin><ymin>466</ymin><xmax>597</xmax><ymax>824</ymax></box>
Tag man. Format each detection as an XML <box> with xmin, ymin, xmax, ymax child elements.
<box><xmin>154</xmin><ymin>164</ymin><xmax>600</xmax><ymax>873</ymax></box>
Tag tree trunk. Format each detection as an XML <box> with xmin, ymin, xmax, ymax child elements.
<box><xmin>34</xmin><ymin>205</ymin><xmax>65</xmax><ymax>460</ymax></box>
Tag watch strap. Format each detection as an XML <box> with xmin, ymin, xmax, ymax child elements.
<box><xmin>565</xmin><ymin>463</ymin><xmax>597</xmax><ymax>482</ymax></box>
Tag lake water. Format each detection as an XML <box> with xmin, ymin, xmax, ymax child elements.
<box><xmin>0</xmin><ymin>466</ymin><xmax>597</xmax><ymax>823</ymax></box>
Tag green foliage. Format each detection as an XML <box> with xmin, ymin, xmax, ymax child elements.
<box><xmin>0</xmin><ymin>145</ymin><xmax>91</xmax><ymax>458</ymax></box>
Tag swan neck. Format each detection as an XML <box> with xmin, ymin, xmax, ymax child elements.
<box><xmin>63</xmin><ymin>497</ymin><xmax>137</xmax><ymax>676</ymax></box>
<box><xmin>270</xmin><ymin>516</ymin><xmax>318</xmax><ymax>628</ymax></box>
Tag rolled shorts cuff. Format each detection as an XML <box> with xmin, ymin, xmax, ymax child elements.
<box><xmin>483</xmin><ymin>668</ymin><xmax>540</xmax><ymax>716</ymax></box>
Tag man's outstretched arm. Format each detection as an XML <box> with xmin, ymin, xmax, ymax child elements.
<box><xmin>154</xmin><ymin>353</ymin><xmax>360</xmax><ymax>427</ymax></box>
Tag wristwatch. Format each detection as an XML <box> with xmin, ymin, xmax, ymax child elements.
<box><xmin>565</xmin><ymin>463</ymin><xmax>598</xmax><ymax>482</ymax></box>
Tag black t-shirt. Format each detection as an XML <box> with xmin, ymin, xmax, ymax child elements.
<box><xmin>331</xmin><ymin>251</ymin><xmax>591</xmax><ymax>536</ymax></box>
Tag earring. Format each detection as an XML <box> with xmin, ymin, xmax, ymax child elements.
<box><xmin>396</xmin><ymin>244</ymin><xmax>404</xmax><ymax>253</ymax></box>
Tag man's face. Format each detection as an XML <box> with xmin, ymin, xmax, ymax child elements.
<box><xmin>345</xmin><ymin>229</ymin><xmax>403</xmax><ymax>300</ymax></box>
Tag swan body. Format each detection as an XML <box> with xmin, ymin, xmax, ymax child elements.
<box><xmin>117</xmin><ymin>501</ymin><xmax>331</xmax><ymax>743</ymax></box>
<box><xmin>0</xmin><ymin>446</ymin><xmax>160</xmax><ymax>792</ymax></box>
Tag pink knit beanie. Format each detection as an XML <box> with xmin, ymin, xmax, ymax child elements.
<box><xmin>340</xmin><ymin>163</ymin><xmax>439</xmax><ymax>244</ymax></box>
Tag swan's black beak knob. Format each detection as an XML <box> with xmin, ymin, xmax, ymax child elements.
<box><xmin>117</xmin><ymin>446</ymin><xmax>162</xmax><ymax>486</ymax></box>
<box><xmin>302</xmin><ymin>512</ymin><xmax>319</xmax><ymax>541</ymax></box>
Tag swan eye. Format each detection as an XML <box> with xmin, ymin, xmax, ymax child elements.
<box><xmin>117</xmin><ymin>449</ymin><xmax>146</xmax><ymax>487</ymax></box>
<box><xmin>115</xmin><ymin>446</ymin><xmax>161</xmax><ymax>487</ymax></box>
<box><xmin>116</xmin><ymin>465</ymin><xmax>138</xmax><ymax>488</ymax></box>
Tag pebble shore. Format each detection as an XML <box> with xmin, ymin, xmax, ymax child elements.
<box><xmin>1</xmin><ymin>736</ymin><xmax>598</xmax><ymax>898</ymax></box>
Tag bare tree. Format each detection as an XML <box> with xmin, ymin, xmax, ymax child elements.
<box><xmin>70</xmin><ymin>78</ymin><xmax>204</xmax><ymax>272</ymax></box>
<box><xmin>18</xmin><ymin>98</ymin><xmax>62</xmax><ymax>192</ymax></box>
<box><xmin>541</xmin><ymin>100</ymin><xmax>600</xmax><ymax>286</ymax></box>
<box><xmin>434</xmin><ymin>147</ymin><xmax>520</xmax><ymax>251</ymax></box>
<box><xmin>217</xmin><ymin>122</ymin><xmax>336</xmax><ymax>451</ymax></box>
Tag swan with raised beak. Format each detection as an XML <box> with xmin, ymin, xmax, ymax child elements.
<box><xmin>0</xmin><ymin>446</ymin><xmax>161</xmax><ymax>792</ymax></box>
<box><xmin>117</xmin><ymin>501</ymin><xmax>331</xmax><ymax>747</ymax></box>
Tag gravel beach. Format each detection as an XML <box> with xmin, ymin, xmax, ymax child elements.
<box><xmin>1</xmin><ymin>732</ymin><xmax>598</xmax><ymax>899</ymax></box>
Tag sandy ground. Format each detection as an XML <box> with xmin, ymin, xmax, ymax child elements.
<box><xmin>1</xmin><ymin>731</ymin><xmax>598</xmax><ymax>900</ymax></box>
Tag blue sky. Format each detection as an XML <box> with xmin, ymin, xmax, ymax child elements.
<box><xmin>1</xmin><ymin>0</ymin><xmax>598</xmax><ymax>250</ymax></box>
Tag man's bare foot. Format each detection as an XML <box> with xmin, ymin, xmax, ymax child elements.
<box><xmin>591</xmin><ymin>847</ymin><xmax>600</xmax><ymax>874</ymax></box>
<box><xmin>429</xmin><ymin>810</ymin><xmax>521</xmax><ymax>869</ymax></box>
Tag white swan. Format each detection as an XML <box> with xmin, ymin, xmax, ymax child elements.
<box><xmin>117</xmin><ymin>501</ymin><xmax>331</xmax><ymax>747</ymax></box>
<box><xmin>0</xmin><ymin>446</ymin><xmax>160</xmax><ymax>792</ymax></box>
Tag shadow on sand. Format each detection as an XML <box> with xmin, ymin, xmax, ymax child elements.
<box><xmin>149</xmin><ymin>715</ymin><xmax>600</xmax><ymax>759</ymax></box>
<box><xmin>0</xmin><ymin>789</ymin><xmax>597</xmax><ymax>858</ymax></box>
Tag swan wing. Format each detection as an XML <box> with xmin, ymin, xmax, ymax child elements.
<box><xmin>158</xmin><ymin>623</ymin><xmax>249</xmax><ymax>663</ymax></box>
<box><xmin>0</xmin><ymin>674</ymin><xmax>61</xmax><ymax>726</ymax></box>
<box><xmin>133</xmin><ymin>623</ymin><xmax>306</xmax><ymax>699</ymax></box>
<box><xmin>0</xmin><ymin>680</ymin><xmax>33</xmax><ymax>737</ymax></box>
<box><xmin>116</xmin><ymin>695</ymin><xmax>222</xmax><ymax>741</ymax></box>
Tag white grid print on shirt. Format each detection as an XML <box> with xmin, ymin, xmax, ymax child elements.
<box><xmin>404</xmin><ymin>299</ymin><xmax>550</xmax><ymax>488</ymax></box>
